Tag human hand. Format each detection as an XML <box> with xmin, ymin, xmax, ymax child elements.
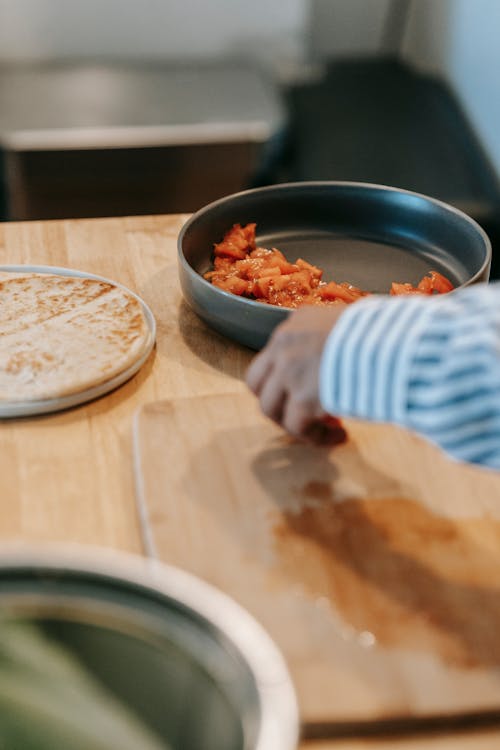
<box><xmin>246</xmin><ymin>304</ymin><xmax>347</xmax><ymax>444</ymax></box>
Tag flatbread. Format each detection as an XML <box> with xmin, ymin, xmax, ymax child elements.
<box><xmin>0</xmin><ymin>273</ymin><xmax>152</xmax><ymax>402</ymax></box>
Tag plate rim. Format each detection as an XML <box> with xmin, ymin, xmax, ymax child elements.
<box><xmin>0</xmin><ymin>264</ymin><xmax>156</xmax><ymax>418</ymax></box>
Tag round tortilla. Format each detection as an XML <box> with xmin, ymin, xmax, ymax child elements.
<box><xmin>0</xmin><ymin>273</ymin><xmax>152</xmax><ymax>402</ymax></box>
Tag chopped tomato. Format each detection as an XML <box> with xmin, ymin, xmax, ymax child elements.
<box><xmin>296</xmin><ymin>258</ymin><xmax>323</xmax><ymax>280</ymax></box>
<box><xmin>306</xmin><ymin>414</ymin><xmax>348</xmax><ymax>446</ymax></box>
<box><xmin>392</xmin><ymin>272</ymin><xmax>455</xmax><ymax>296</ymax></box>
<box><xmin>415</xmin><ymin>276</ymin><xmax>434</xmax><ymax>294</ymax></box>
<box><xmin>319</xmin><ymin>281</ymin><xmax>368</xmax><ymax>303</ymax></box>
<box><xmin>422</xmin><ymin>270</ymin><xmax>455</xmax><ymax>294</ymax></box>
<box><xmin>252</xmin><ymin>276</ymin><xmax>274</xmax><ymax>298</ymax></box>
<box><xmin>205</xmin><ymin>223</ymin><xmax>455</xmax><ymax>307</ymax></box>
<box><xmin>213</xmin><ymin>223</ymin><xmax>256</xmax><ymax>260</ymax></box>
<box><xmin>390</xmin><ymin>282</ymin><xmax>423</xmax><ymax>296</ymax></box>
<box><xmin>212</xmin><ymin>276</ymin><xmax>248</xmax><ymax>295</ymax></box>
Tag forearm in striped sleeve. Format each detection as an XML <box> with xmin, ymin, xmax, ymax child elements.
<box><xmin>319</xmin><ymin>283</ymin><xmax>500</xmax><ymax>469</ymax></box>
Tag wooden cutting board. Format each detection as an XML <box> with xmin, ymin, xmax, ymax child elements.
<box><xmin>133</xmin><ymin>394</ymin><xmax>500</xmax><ymax>728</ymax></box>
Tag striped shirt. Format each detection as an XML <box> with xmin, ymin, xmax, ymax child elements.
<box><xmin>319</xmin><ymin>282</ymin><xmax>500</xmax><ymax>469</ymax></box>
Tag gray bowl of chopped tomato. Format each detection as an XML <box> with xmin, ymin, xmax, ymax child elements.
<box><xmin>178</xmin><ymin>181</ymin><xmax>491</xmax><ymax>350</ymax></box>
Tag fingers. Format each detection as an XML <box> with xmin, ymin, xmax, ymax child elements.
<box><xmin>246</xmin><ymin>308</ymin><xmax>339</xmax><ymax>441</ymax></box>
<box><xmin>248</xmin><ymin>355</ymin><xmax>342</xmax><ymax>444</ymax></box>
<box><xmin>247</xmin><ymin>357</ymin><xmax>317</xmax><ymax>436</ymax></box>
<box><xmin>282</xmin><ymin>401</ymin><xmax>346</xmax><ymax>446</ymax></box>
<box><xmin>247</xmin><ymin>316</ymin><xmax>291</xmax><ymax>395</ymax></box>
<box><xmin>259</xmin><ymin>371</ymin><xmax>287</xmax><ymax>423</ymax></box>
<box><xmin>247</xmin><ymin>345</ymin><xmax>289</xmax><ymax>424</ymax></box>
<box><xmin>246</xmin><ymin>349</ymin><xmax>273</xmax><ymax>396</ymax></box>
<box><xmin>281</xmin><ymin>398</ymin><xmax>315</xmax><ymax>438</ymax></box>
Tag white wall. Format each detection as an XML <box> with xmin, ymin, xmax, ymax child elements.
<box><xmin>306</xmin><ymin>0</ymin><xmax>393</xmax><ymax>60</ymax></box>
<box><xmin>0</xmin><ymin>0</ymin><xmax>398</xmax><ymax>71</ymax></box>
<box><xmin>1</xmin><ymin>0</ymin><xmax>498</xmax><ymax>183</ymax></box>
<box><xmin>402</xmin><ymin>0</ymin><xmax>500</xmax><ymax>183</ymax></box>
<box><xmin>0</xmin><ymin>0</ymin><xmax>308</xmax><ymax>68</ymax></box>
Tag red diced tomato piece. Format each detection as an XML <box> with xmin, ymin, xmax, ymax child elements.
<box><xmin>213</xmin><ymin>276</ymin><xmax>249</xmax><ymax>295</ymax></box>
<box><xmin>252</xmin><ymin>276</ymin><xmax>274</xmax><ymax>298</ymax></box>
<box><xmin>416</xmin><ymin>276</ymin><xmax>433</xmax><ymax>294</ymax></box>
<box><xmin>206</xmin><ymin>222</ymin><xmax>454</xmax><ymax>309</ymax></box>
<box><xmin>296</xmin><ymin>258</ymin><xmax>323</xmax><ymax>280</ymax></box>
<box><xmin>390</xmin><ymin>282</ymin><xmax>422</xmax><ymax>295</ymax></box>
<box><xmin>214</xmin><ymin>223</ymin><xmax>256</xmax><ymax>260</ymax></box>
<box><xmin>425</xmin><ymin>271</ymin><xmax>454</xmax><ymax>293</ymax></box>
<box><xmin>319</xmin><ymin>282</ymin><xmax>364</xmax><ymax>303</ymax></box>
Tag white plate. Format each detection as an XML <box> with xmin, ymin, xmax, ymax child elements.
<box><xmin>0</xmin><ymin>265</ymin><xmax>156</xmax><ymax>418</ymax></box>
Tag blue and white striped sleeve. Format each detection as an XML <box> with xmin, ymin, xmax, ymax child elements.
<box><xmin>319</xmin><ymin>282</ymin><xmax>500</xmax><ymax>469</ymax></box>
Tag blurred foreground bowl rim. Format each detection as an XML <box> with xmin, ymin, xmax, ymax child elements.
<box><xmin>178</xmin><ymin>179</ymin><xmax>493</xmax><ymax>311</ymax></box>
<box><xmin>0</xmin><ymin>542</ymin><xmax>299</xmax><ymax>750</ymax></box>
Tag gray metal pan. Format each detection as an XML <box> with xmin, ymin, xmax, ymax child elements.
<box><xmin>178</xmin><ymin>181</ymin><xmax>491</xmax><ymax>350</ymax></box>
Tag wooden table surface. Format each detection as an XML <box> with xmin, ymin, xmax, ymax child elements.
<box><xmin>1</xmin><ymin>213</ymin><xmax>500</xmax><ymax>749</ymax></box>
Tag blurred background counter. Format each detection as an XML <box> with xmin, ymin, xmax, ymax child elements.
<box><xmin>0</xmin><ymin>62</ymin><xmax>286</xmax><ymax>219</ymax></box>
<box><xmin>0</xmin><ymin>0</ymin><xmax>499</xmax><ymax>272</ymax></box>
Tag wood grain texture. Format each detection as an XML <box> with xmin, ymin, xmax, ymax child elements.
<box><xmin>3</xmin><ymin>214</ymin><xmax>500</xmax><ymax>749</ymax></box>
<box><xmin>134</xmin><ymin>394</ymin><xmax>500</xmax><ymax>726</ymax></box>
<box><xmin>302</xmin><ymin>731</ymin><xmax>500</xmax><ymax>750</ymax></box>
<box><xmin>0</xmin><ymin>215</ymin><xmax>252</xmax><ymax>552</ymax></box>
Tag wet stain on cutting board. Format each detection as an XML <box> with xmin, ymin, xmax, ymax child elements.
<box><xmin>273</xmin><ymin>482</ymin><xmax>500</xmax><ymax>669</ymax></box>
